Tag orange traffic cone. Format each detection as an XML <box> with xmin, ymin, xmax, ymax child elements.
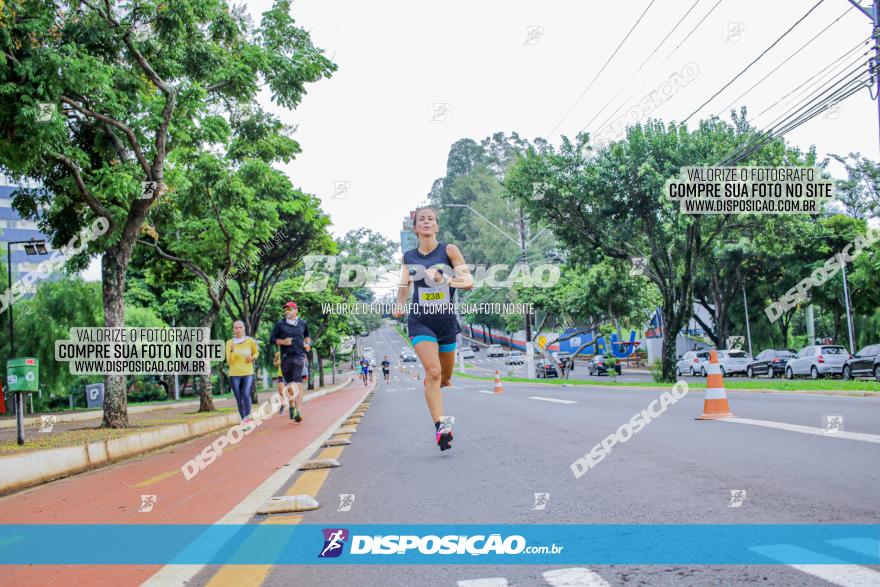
<box><xmin>696</xmin><ymin>350</ymin><xmax>733</xmax><ymax>420</ymax></box>
<box><xmin>493</xmin><ymin>370</ymin><xmax>504</xmax><ymax>394</ymax></box>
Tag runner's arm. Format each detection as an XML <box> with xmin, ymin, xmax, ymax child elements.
<box><xmin>445</xmin><ymin>244</ymin><xmax>473</xmax><ymax>290</ymax></box>
<box><xmin>393</xmin><ymin>264</ymin><xmax>412</xmax><ymax>317</ymax></box>
<box><xmin>304</xmin><ymin>321</ymin><xmax>311</xmax><ymax>351</ymax></box>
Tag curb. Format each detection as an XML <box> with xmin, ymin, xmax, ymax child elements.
<box><xmin>143</xmin><ymin>377</ymin><xmax>374</xmax><ymax>586</ymax></box>
<box><xmin>0</xmin><ymin>377</ymin><xmax>353</xmax><ymax>496</ymax></box>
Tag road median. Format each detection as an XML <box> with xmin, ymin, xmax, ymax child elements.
<box><xmin>453</xmin><ymin>371</ymin><xmax>880</xmax><ymax>397</ymax></box>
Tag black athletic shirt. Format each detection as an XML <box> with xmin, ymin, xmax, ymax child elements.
<box><xmin>269</xmin><ymin>318</ymin><xmax>310</xmax><ymax>359</ymax></box>
<box><xmin>403</xmin><ymin>241</ymin><xmax>456</xmax><ymax>313</ymax></box>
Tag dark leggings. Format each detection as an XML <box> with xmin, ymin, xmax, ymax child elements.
<box><xmin>230</xmin><ymin>375</ymin><xmax>254</xmax><ymax>419</ymax></box>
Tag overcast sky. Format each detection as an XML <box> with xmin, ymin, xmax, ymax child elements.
<box><xmin>79</xmin><ymin>0</ymin><xmax>880</xmax><ymax>279</ymax></box>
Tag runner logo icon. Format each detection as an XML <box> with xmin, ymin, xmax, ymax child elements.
<box><xmin>319</xmin><ymin>528</ymin><xmax>349</xmax><ymax>558</ymax></box>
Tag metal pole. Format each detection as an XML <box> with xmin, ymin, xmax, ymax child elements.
<box><xmin>741</xmin><ymin>285</ymin><xmax>752</xmax><ymax>355</ymax></box>
<box><xmin>172</xmin><ymin>317</ymin><xmax>180</xmax><ymax>400</ymax></box>
<box><xmin>8</xmin><ymin>243</ymin><xmax>24</xmax><ymax>445</ymax></box>
<box><xmin>806</xmin><ymin>304</ymin><xmax>816</xmax><ymax>345</ymax></box>
<box><xmin>875</xmin><ymin>0</ymin><xmax>880</xmax><ymax>151</ymax></box>
<box><xmin>519</xmin><ymin>207</ymin><xmax>534</xmax><ymax>379</ymax></box>
<box><xmin>841</xmin><ymin>263</ymin><xmax>856</xmax><ymax>354</ymax></box>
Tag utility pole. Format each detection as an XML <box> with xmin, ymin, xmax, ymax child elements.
<box><xmin>841</xmin><ymin>263</ymin><xmax>857</xmax><ymax>354</ymax></box>
<box><xmin>518</xmin><ymin>207</ymin><xmax>534</xmax><ymax>379</ymax></box>
<box><xmin>847</xmin><ymin>0</ymin><xmax>880</xmax><ymax>149</ymax></box>
<box><xmin>741</xmin><ymin>285</ymin><xmax>753</xmax><ymax>356</ymax></box>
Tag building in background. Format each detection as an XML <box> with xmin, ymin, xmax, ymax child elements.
<box><xmin>0</xmin><ymin>176</ymin><xmax>54</xmax><ymax>289</ymax></box>
<box><xmin>399</xmin><ymin>210</ymin><xmax>418</xmax><ymax>254</ymax></box>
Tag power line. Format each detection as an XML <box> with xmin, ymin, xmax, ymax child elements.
<box><xmin>712</xmin><ymin>6</ymin><xmax>855</xmax><ymax>119</ymax></box>
<box><xmin>728</xmin><ymin>72</ymin><xmax>873</xmax><ymax>165</ymax></box>
<box><xmin>719</xmin><ymin>61</ymin><xmax>875</xmax><ymax>165</ymax></box>
<box><xmin>681</xmin><ymin>0</ymin><xmax>827</xmax><ymax>125</ymax></box>
<box><xmin>717</xmin><ymin>59</ymin><xmax>870</xmax><ymax>165</ymax></box>
<box><xmin>722</xmin><ymin>64</ymin><xmax>871</xmax><ymax>164</ymax></box>
<box><xmin>544</xmin><ymin>0</ymin><xmax>657</xmax><ymax>139</ymax></box>
<box><xmin>750</xmin><ymin>37</ymin><xmax>871</xmax><ymax>124</ymax></box>
<box><xmin>579</xmin><ymin>0</ymin><xmax>705</xmax><ymax>136</ymax></box>
<box><xmin>589</xmin><ymin>0</ymin><xmax>726</xmax><ymax>141</ymax></box>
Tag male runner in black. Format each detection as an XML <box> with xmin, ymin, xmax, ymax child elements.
<box><xmin>269</xmin><ymin>301</ymin><xmax>311</xmax><ymax>422</ymax></box>
<box><xmin>381</xmin><ymin>355</ymin><xmax>391</xmax><ymax>382</ymax></box>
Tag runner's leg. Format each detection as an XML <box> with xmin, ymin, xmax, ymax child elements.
<box><xmin>413</xmin><ymin>340</ymin><xmax>443</xmax><ymax>423</ymax></box>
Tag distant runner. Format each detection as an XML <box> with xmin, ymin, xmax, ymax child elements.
<box><xmin>381</xmin><ymin>355</ymin><xmax>391</xmax><ymax>382</ymax></box>
<box><xmin>359</xmin><ymin>357</ymin><xmax>369</xmax><ymax>385</ymax></box>
<box><xmin>393</xmin><ymin>206</ymin><xmax>473</xmax><ymax>451</ymax></box>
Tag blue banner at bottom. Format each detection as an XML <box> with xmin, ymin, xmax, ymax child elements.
<box><xmin>0</xmin><ymin>525</ymin><xmax>877</xmax><ymax>565</ymax></box>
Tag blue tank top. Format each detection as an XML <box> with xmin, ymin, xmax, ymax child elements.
<box><xmin>403</xmin><ymin>241</ymin><xmax>456</xmax><ymax>311</ymax></box>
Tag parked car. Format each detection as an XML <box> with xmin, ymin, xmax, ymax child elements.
<box><xmin>535</xmin><ymin>359</ymin><xmax>559</xmax><ymax>378</ymax></box>
<box><xmin>786</xmin><ymin>345</ymin><xmax>848</xmax><ymax>379</ymax></box>
<box><xmin>401</xmin><ymin>351</ymin><xmax>418</xmax><ymax>363</ymax></box>
<box><xmin>747</xmin><ymin>349</ymin><xmax>797</xmax><ymax>378</ymax></box>
<box><xmin>505</xmin><ymin>351</ymin><xmax>524</xmax><ymax>365</ymax></box>
<box><xmin>717</xmin><ymin>350</ymin><xmax>753</xmax><ymax>376</ymax></box>
<box><xmin>675</xmin><ymin>350</ymin><xmax>711</xmax><ymax>377</ymax></box>
<box><xmin>470</xmin><ymin>343</ymin><xmax>480</xmax><ymax>352</ymax></box>
<box><xmin>842</xmin><ymin>344</ymin><xmax>880</xmax><ymax>381</ymax></box>
<box><xmin>459</xmin><ymin>347</ymin><xmax>475</xmax><ymax>360</ymax></box>
<box><xmin>487</xmin><ymin>344</ymin><xmax>505</xmax><ymax>357</ymax></box>
<box><xmin>587</xmin><ymin>355</ymin><xmax>621</xmax><ymax>376</ymax></box>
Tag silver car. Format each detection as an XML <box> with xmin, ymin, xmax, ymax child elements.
<box><xmin>785</xmin><ymin>345</ymin><xmax>848</xmax><ymax>379</ymax></box>
<box><xmin>718</xmin><ymin>350</ymin><xmax>753</xmax><ymax>376</ymax></box>
<box><xmin>675</xmin><ymin>350</ymin><xmax>711</xmax><ymax>377</ymax></box>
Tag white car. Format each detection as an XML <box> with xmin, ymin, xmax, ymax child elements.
<box><xmin>717</xmin><ymin>350</ymin><xmax>753</xmax><ymax>376</ymax></box>
<box><xmin>675</xmin><ymin>350</ymin><xmax>711</xmax><ymax>377</ymax></box>
<box><xmin>487</xmin><ymin>344</ymin><xmax>505</xmax><ymax>357</ymax></box>
<box><xmin>504</xmin><ymin>351</ymin><xmax>524</xmax><ymax>365</ymax></box>
<box><xmin>459</xmin><ymin>347</ymin><xmax>475</xmax><ymax>359</ymax></box>
<box><xmin>786</xmin><ymin>345</ymin><xmax>848</xmax><ymax>379</ymax></box>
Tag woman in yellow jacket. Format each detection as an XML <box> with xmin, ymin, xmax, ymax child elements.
<box><xmin>226</xmin><ymin>320</ymin><xmax>259</xmax><ymax>422</ymax></box>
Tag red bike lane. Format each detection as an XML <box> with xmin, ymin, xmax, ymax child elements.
<box><xmin>0</xmin><ymin>379</ymin><xmax>370</xmax><ymax>587</ymax></box>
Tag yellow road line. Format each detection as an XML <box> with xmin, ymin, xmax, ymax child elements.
<box><xmin>205</xmin><ymin>441</ymin><xmax>346</xmax><ymax>587</ymax></box>
<box><xmin>130</xmin><ymin>469</ymin><xmax>179</xmax><ymax>488</ymax></box>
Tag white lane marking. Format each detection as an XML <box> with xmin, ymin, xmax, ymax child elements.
<box><xmin>529</xmin><ymin>396</ymin><xmax>577</xmax><ymax>405</ymax></box>
<box><xmin>789</xmin><ymin>565</ymin><xmax>880</xmax><ymax>586</ymax></box>
<box><xmin>457</xmin><ymin>579</ymin><xmax>508</xmax><ymax>587</ymax></box>
<box><xmin>544</xmin><ymin>567</ymin><xmax>611</xmax><ymax>586</ymax></box>
<box><xmin>751</xmin><ymin>545</ymin><xmax>880</xmax><ymax>586</ymax></box>
<box><xmin>723</xmin><ymin>417</ymin><xmax>880</xmax><ymax>444</ymax></box>
<box><xmin>477</xmin><ymin>390</ymin><xmax>495</xmax><ymax>395</ymax></box>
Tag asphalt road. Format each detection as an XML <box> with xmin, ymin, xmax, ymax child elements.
<box><xmin>231</xmin><ymin>324</ymin><xmax>880</xmax><ymax>587</ymax></box>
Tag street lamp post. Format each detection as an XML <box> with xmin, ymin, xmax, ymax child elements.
<box><xmin>7</xmin><ymin>238</ymin><xmax>48</xmax><ymax>445</ymax></box>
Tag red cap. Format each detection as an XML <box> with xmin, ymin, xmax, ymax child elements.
<box><xmin>284</xmin><ymin>301</ymin><xmax>297</xmax><ymax>310</ymax></box>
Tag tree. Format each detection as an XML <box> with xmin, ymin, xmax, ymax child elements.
<box><xmin>1</xmin><ymin>0</ymin><xmax>336</xmax><ymax>426</ymax></box>
<box><xmin>138</xmin><ymin>107</ymin><xmax>315</xmax><ymax>411</ymax></box>
<box><xmin>829</xmin><ymin>153</ymin><xmax>880</xmax><ymax>219</ymax></box>
<box><xmin>506</xmin><ymin>117</ymin><xmax>813</xmax><ymax>381</ymax></box>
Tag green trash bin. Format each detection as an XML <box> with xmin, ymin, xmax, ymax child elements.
<box><xmin>7</xmin><ymin>357</ymin><xmax>39</xmax><ymax>393</ymax></box>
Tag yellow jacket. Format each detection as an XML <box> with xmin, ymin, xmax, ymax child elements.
<box><xmin>226</xmin><ymin>337</ymin><xmax>259</xmax><ymax>376</ymax></box>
